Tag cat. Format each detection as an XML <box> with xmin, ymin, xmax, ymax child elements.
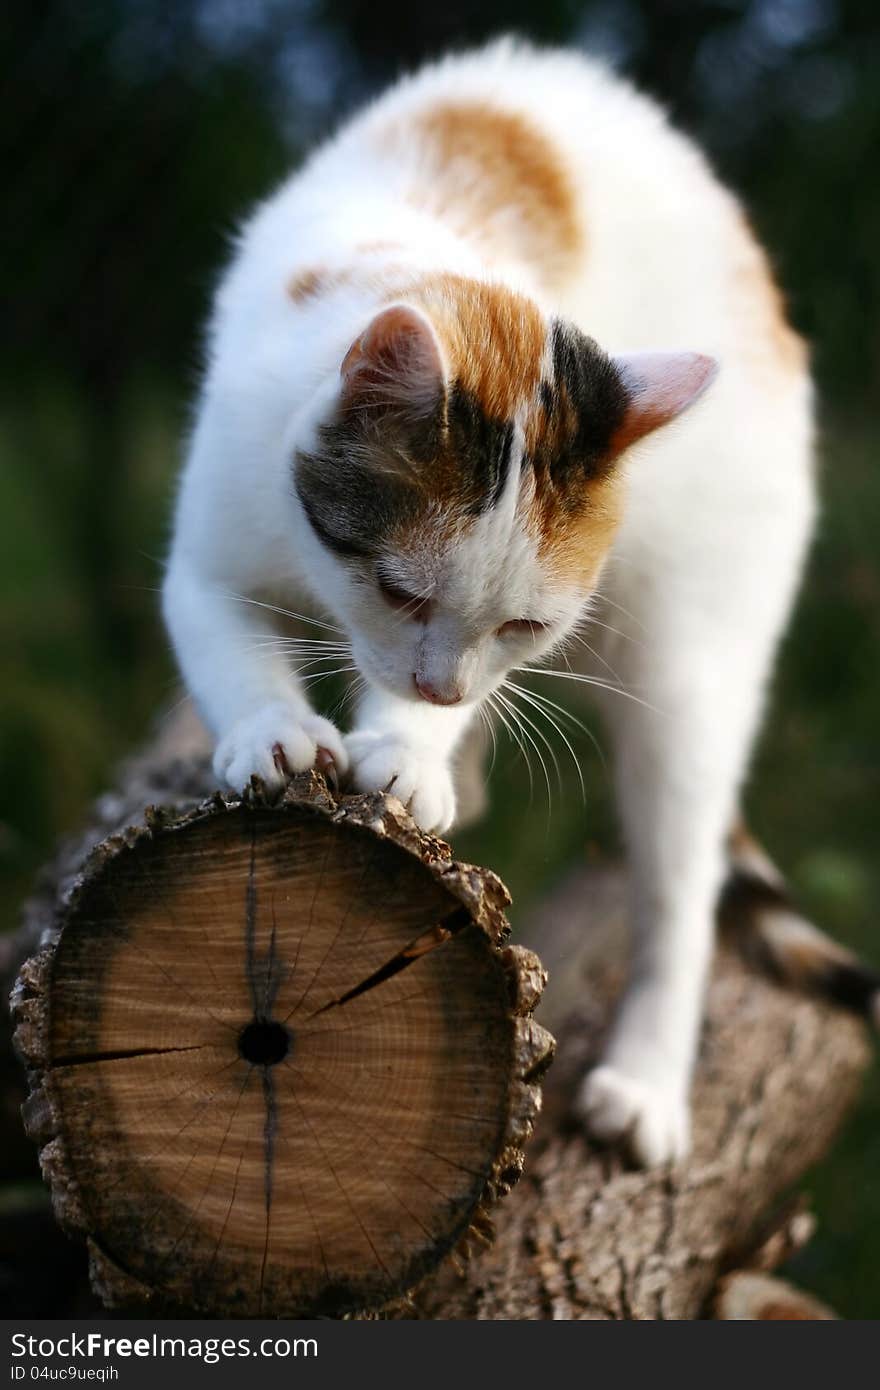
<box><xmin>163</xmin><ymin>38</ymin><xmax>879</xmax><ymax>1166</ymax></box>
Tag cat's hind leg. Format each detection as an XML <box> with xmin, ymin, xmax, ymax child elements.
<box><xmin>574</xmin><ymin>641</ymin><xmax>742</xmax><ymax>1163</ymax></box>
<box><xmin>571</xmin><ymin>501</ymin><xmax>812</xmax><ymax>1164</ymax></box>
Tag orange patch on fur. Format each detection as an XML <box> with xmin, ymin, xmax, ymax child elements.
<box><xmin>381</xmin><ymin>101</ymin><xmax>583</xmax><ymax>291</ymax></box>
<box><xmin>289</xmin><ymin>262</ymin><xmax>547</xmax><ymax>423</ymax></box>
<box><xmin>532</xmin><ymin>471</ymin><xmax>625</xmax><ymax>587</ymax></box>
<box><xmin>287</xmin><ymin>260</ymin><xmax>407</xmax><ymax>305</ymax></box>
<box><xmin>732</xmin><ymin>212</ymin><xmax>808</xmax><ymax>375</ymax></box>
<box><xmin>287</xmin><ymin>266</ymin><xmax>339</xmax><ymax>303</ymax></box>
<box><xmin>405</xmin><ymin>274</ymin><xmax>546</xmax><ymax>420</ymax></box>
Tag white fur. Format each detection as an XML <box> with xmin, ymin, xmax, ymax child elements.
<box><xmin>163</xmin><ymin>40</ymin><xmax>815</xmax><ymax>1165</ymax></box>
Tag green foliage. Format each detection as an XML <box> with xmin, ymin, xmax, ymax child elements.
<box><xmin>2</xmin><ymin>0</ymin><xmax>878</xmax><ymax>1317</ymax></box>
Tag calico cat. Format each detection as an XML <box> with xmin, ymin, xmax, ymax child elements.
<box><xmin>163</xmin><ymin>39</ymin><xmax>878</xmax><ymax>1165</ymax></box>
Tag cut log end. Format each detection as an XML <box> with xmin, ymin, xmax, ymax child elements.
<box><xmin>11</xmin><ymin>774</ymin><xmax>553</xmax><ymax>1317</ymax></box>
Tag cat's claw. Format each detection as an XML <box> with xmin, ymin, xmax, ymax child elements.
<box><xmin>213</xmin><ymin>703</ymin><xmax>348</xmax><ymax>793</ymax></box>
<box><xmin>575</xmin><ymin>1064</ymin><xmax>690</xmax><ymax>1168</ymax></box>
<box><xmin>345</xmin><ymin>732</ymin><xmax>456</xmax><ymax>833</ymax></box>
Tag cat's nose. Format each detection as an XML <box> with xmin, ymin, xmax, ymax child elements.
<box><xmin>414</xmin><ymin>674</ymin><xmax>462</xmax><ymax>706</ymax></box>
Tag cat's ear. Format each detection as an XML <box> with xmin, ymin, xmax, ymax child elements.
<box><xmin>340</xmin><ymin>303</ymin><xmax>446</xmax><ymax>417</ymax></box>
<box><xmin>611</xmin><ymin>352</ymin><xmax>719</xmax><ymax>453</ymax></box>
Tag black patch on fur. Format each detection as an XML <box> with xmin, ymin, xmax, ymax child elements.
<box><xmin>491</xmin><ymin>423</ymin><xmax>515</xmax><ymax>508</ymax></box>
<box><xmin>447</xmin><ymin>385</ymin><xmax>514</xmax><ymax>514</ymax></box>
<box><xmin>295</xmin><ymin>385</ymin><xmax>520</xmax><ymax>558</ymax></box>
<box><xmin>296</xmin><ymin>432</ymin><xmax>422</xmax><ymax>561</ymax></box>
<box><xmin>819</xmin><ymin>960</ymin><xmax>880</xmax><ymax>1015</ymax></box>
<box><xmin>717</xmin><ymin>867</ymin><xmax>790</xmax><ymax>929</ymax></box>
<box><xmin>525</xmin><ymin>321</ymin><xmax>630</xmax><ymax>491</ymax></box>
<box><xmin>297</xmin><ymin>487</ymin><xmax>374</xmax><ymax>558</ymax></box>
<box><xmin>718</xmin><ymin>866</ymin><xmax>880</xmax><ymax>1020</ymax></box>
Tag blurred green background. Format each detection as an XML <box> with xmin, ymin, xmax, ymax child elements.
<box><xmin>3</xmin><ymin>0</ymin><xmax>878</xmax><ymax>1316</ymax></box>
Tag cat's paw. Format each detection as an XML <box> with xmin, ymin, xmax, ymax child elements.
<box><xmin>345</xmin><ymin>732</ymin><xmax>456</xmax><ymax>833</ymax></box>
<box><xmin>213</xmin><ymin>703</ymin><xmax>349</xmax><ymax>793</ymax></box>
<box><xmin>574</xmin><ymin>1064</ymin><xmax>690</xmax><ymax>1168</ymax></box>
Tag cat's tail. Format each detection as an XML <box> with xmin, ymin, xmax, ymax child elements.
<box><xmin>719</xmin><ymin>821</ymin><xmax>880</xmax><ymax>1026</ymax></box>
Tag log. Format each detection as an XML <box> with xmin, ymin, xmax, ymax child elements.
<box><xmin>395</xmin><ymin>866</ymin><xmax>871</xmax><ymax>1318</ymax></box>
<box><xmin>9</xmin><ymin>729</ymin><xmax>553</xmax><ymax>1317</ymax></box>
<box><xmin>4</xmin><ymin>706</ymin><xmax>871</xmax><ymax>1319</ymax></box>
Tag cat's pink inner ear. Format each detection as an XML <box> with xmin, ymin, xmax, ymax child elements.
<box><xmin>611</xmin><ymin>351</ymin><xmax>719</xmax><ymax>453</ymax></box>
<box><xmin>340</xmin><ymin>303</ymin><xmax>446</xmax><ymax>415</ymax></box>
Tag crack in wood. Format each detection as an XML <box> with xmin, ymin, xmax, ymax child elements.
<box><xmin>309</xmin><ymin>906</ymin><xmax>472</xmax><ymax>1019</ymax></box>
<box><xmin>239</xmin><ymin>823</ymin><xmax>285</xmax><ymax>1270</ymax></box>
<box><xmin>244</xmin><ymin>827</ymin><xmax>260</xmax><ymax>1017</ymax></box>
<box><xmin>53</xmin><ymin>1044</ymin><xmax>207</xmax><ymax>1068</ymax></box>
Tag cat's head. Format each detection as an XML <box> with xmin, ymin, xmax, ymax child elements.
<box><xmin>293</xmin><ymin>276</ymin><xmax>716</xmax><ymax>708</ymax></box>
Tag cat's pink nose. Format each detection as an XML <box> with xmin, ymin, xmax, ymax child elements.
<box><xmin>414</xmin><ymin>674</ymin><xmax>462</xmax><ymax>706</ymax></box>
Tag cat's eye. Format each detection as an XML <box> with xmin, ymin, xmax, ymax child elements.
<box><xmin>496</xmin><ymin>619</ymin><xmax>549</xmax><ymax>639</ymax></box>
<box><xmin>377</xmin><ymin>574</ymin><xmax>430</xmax><ymax>621</ymax></box>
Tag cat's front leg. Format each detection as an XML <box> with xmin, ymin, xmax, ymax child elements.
<box><xmin>163</xmin><ymin>563</ymin><xmax>348</xmax><ymax>793</ymax></box>
<box><xmin>345</xmin><ymin>687</ymin><xmax>473</xmax><ymax>833</ymax></box>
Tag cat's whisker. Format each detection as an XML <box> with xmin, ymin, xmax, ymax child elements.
<box><xmin>505</xmin><ymin>677</ymin><xmax>582</xmax><ymax>731</ymax></box>
<box><xmin>263</xmin><ymin>645</ymin><xmax>351</xmax><ymax>669</ymax></box>
<box><xmin>298</xmin><ymin>661</ymin><xmax>359</xmax><ymax>678</ymax></box>
<box><xmin>299</xmin><ymin>665</ymin><xmax>360</xmax><ymax>693</ymax></box>
<box><xmin>246</xmin><ymin>635</ymin><xmax>351</xmax><ymax>647</ymax></box>
<box><xmin>488</xmin><ymin>692</ymin><xmax>533</xmax><ymax>797</ymax></box>
<box><xmin>589</xmin><ymin>589</ymin><xmax>648</xmax><ymax>636</ymax></box>
<box><xmin>504</xmin><ymin>680</ymin><xmax>599</xmax><ymax>763</ymax></box>
<box><xmin>293</xmin><ymin>657</ymin><xmax>357</xmax><ymax>681</ymax></box>
<box><xmin>497</xmin><ymin>687</ymin><xmax>561</xmax><ymax>804</ymax></box>
<box><xmin>579</xmin><ymin>612</ymin><xmax>644</xmax><ymax>649</ymax></box>
<box><xmin>281</xmin><ymin>645</ymin><xmax>353</xmax><ymax>660</ymax></box>
<box><xmin>503</xmin><ymin>678</ymin><xmax>585</xmax><ymax>791</ymax></box>
<box><xmin>502</xmin><ymin>679</ymin><xmax>592</xmax><ymax>798</ymax></box>
<box><xmin>504</xmin><ymin>675</ymin><xmax>588</xmax><ymax>725</ymax></box>
<box><xmin>562</xmin><ymin>628</ymin><xmax>625</xmax><ymax>685</ymax></box>
<box><xmin>242</xmin><ymin>639</ymin><xmax>352</xmax><ymax>660</ymax></box>
<box><xmin>504</xmin><ymin>691</ymin><xmax>578</xmax><ymax>797</ymax></box>
<box><xmin>518</xmin><ymin>666</ymin><xmax>664</xmax><ymax>715</ymax></box>
<box><xmin>557</xmin><ymin>642</ymin><xmax>574</xmax><ymax>675</ymax></box>
<box><xmin>476</xmin><ymin>703</ymin><xmax>499</xmax><ymax>778</ymax></box>
<box><xmin>154</xmin><ymin>687</ymin><xmax>197</xmax><ymax>727</ymax></box>
<box><xmin>236</xmin><ymin>636</ymin><xmax>353</xmax><ymax>665</ymax></box>
<box><xmin>486</xmin><ymin>691</ymin><xmax>534</xmax><ymax>805</ymax></box>
<box><xmin>329</xmin><ymin>674</ymin><xmax>366</xmax><ymax>725</ymax></box>
<box><xmin>493</xmin><ymin>688</ymin><xmax>554</xmax><ymax>813</ymax></box>
<box><xmin>217</xmin><ymin>587</ymin><xmax>344</xmax><ymax>634</ymax></box>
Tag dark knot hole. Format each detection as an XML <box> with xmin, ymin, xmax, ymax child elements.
<box><xmin>238</xmin><ymin>1018</ymin><xmax>291</xmax><ymax>1067</ymax></box>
